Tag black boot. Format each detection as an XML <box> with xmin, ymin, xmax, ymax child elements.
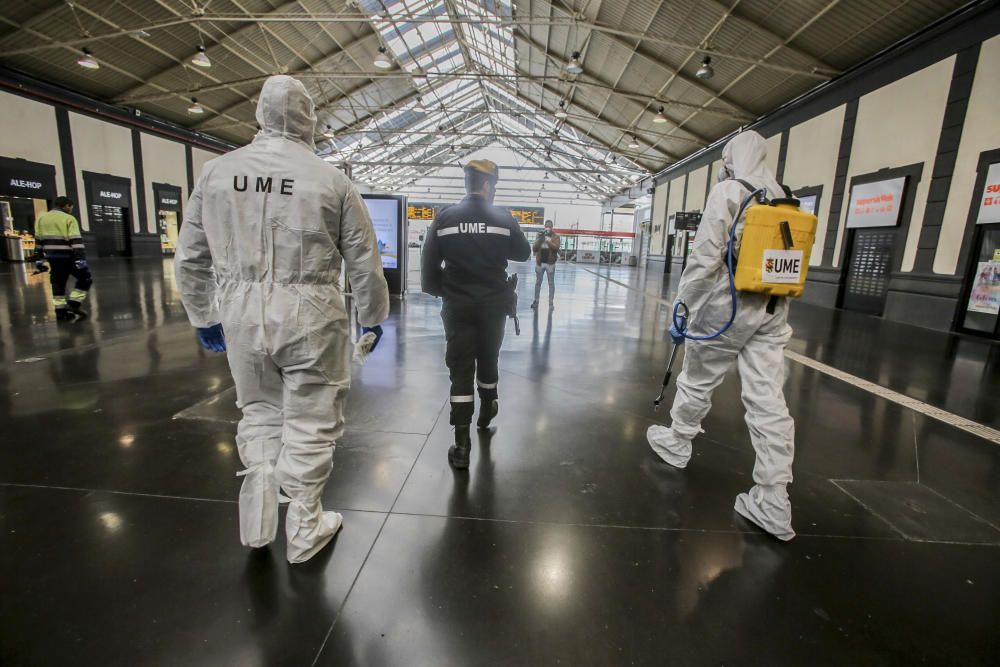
<box><xmin>68</xmin><ymin>300</ymin><xmax>89</xmax><ymax>319</ymax></box>
<box><xmin>448</xmin><ymin>426</ymin><xmax>472</xmax><ymax>469</ymax></box>
<box><xmin>477</xmin><ymin>399</ymin><xmax>498</xmax><ymax>430</ymax></box>
<box><xmin>55</xmin><ymin>309</ymin><xmax>75</xmax><ymax>322</ymax></box>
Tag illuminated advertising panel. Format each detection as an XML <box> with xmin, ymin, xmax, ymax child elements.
<box><xmin>845</xmin><ymin>177</ymin><xmax>906</xmax><ymax>229</ymax></box>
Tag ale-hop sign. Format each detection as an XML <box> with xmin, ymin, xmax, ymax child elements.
<box><xmin>846</xmin><ymin>176</ymin><xmax>906</xmax><ymax>228</ymax></box>
<box><xmin>762</xmin><ymin>249</ymin><xmax>804</xmax><ymax>284</ymax></box>
<box><xmin>975</xmin><ymin>162</ymin><xmax>1000</xmax><ymax>225</ymax></box>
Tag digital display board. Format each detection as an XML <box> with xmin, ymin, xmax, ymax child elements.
<box><xmin>407</xmin><ymin>203</ymin><xmax>437</xmax><ymax>221</ymax></box>
<box><xmin>406</xmin><ymin>202</ymin><xmax>544</xmax><ymax>226</ymax></box>
<box><xmin>502</xmin><ymin>206</ymin><xmax>545</xmax><ymax>226</ymax></box>
<box><xmin>362</xmin><ymin>196</ymin><xmax>400</xmax><ymax>269</ymax></box>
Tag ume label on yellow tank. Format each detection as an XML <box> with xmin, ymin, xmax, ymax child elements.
<box><xmin>734</xmin><ymin>201</ymin><xmax>817</xmax><ymax>297</ymax></box>
<box><xmin>761</xmin><ymin>249</ymin><xmax>804</xmax><ymax>284</ymax></box>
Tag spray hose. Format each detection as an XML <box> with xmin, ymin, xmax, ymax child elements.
<box><xmin>671</xmin><ymin>187</ymin><xmax>766</xmax><ymax>342</ymax></box>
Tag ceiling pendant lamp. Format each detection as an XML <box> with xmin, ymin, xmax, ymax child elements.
<box><xmin>187</xmin><ymin>98</ymin><xmax>205</xmax><ymax>114</ymax></box>
<box><xmin>76</xmin><ymin>48</ymin><xmax>99</xmax><ymax>70</ymax></box>
<box><xmin>653</xmin><ymin>105</ymin><xmax>668</xmax><ymax>124</ymax></box>
<box><xmin>191</xmin><ymin>45</ymin><xmax>212</xmax><ymax>68</ymax></box>
<box><xmin>555</xmin><ymin>101</ymin><xmax>568</xmax><ymax>119</ymax></box>
<box><xmin>628</xmin><ymin>135</ymin><xmax>640</xmax><ymax>149</ymax></box>
<box><xmin>696</xmin><ymin>55</ymin><xmax>714</xmax><ymax>80</ymax></box>
<box><xmin>565</xmin><ymin>51</ymin><xmax>583</xmax><ymax>75</ymax></box>
<box><xmin>373</xmin><ymin>46</ymin><xmax>393</xmax><ymax>69</ymax></box>
<box><xmin>323</xmin><ymin>125</ymin><xmax>336</xmax><ymax>138</ymax></box>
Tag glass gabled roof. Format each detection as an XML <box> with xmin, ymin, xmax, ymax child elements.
<box><xmin>329</xmin><ymin>0</ymin><xmax>647</xmax><ymax>198</ymax></box>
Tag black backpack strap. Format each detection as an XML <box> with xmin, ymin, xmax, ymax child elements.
<box><xmin>730</xmin><ymin>178</ymin><xmax>769</xmax><ymax>204</ymax></box>
<box><xmin>780</xmin><ymin>183</ymin><xmax>793</xmax><ymax>197</ymax></box>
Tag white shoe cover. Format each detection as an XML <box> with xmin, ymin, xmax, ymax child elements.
<box><xmin>647</xmin><ymin>425</ymin><xmax>692</xmax><ymax>469</ymax></box>
<box><xmin>286</xmin><ymin>507</ymin><xmax>343</xmax><ymax>564</ymax></box>
<box><xmin>236</xmin><ymin>461</ymin><xmax>280</xmax><ymax>548</ymax></box>
<box><xmin>734</xmin><ymin>484</ymin><xmax>795</xmax><ymax>541</ymax></box>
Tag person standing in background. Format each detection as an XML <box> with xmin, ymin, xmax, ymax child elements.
<box><xmin>34</xmin><ymin>196</ymin><xmax>92</xmax><ymax>321</ymax></box>
<box><xmin>531</xmin><ymin>219</ymin><xmax>559</xmax><ymax>310</ymax></box>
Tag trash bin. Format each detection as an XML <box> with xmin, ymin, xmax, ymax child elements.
<box><xmin>628</xmin><ymin>255</ymin><xmax>638</xmax><ymax>267</ymax></box>
<box><xmin>2</xmin><ymin>236</ymin><xmax>26</xmax><ymax>262</ymax></box>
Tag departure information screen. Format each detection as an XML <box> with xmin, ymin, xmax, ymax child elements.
<box><xmin>503</xmin><ymin>206</ymin><xmax>545</xmax><ymax>225</ymax></box>
<box><xmin>406</xmin><ymin>202</ymin><xmax>544</xmax><ymax>226</ymax></box>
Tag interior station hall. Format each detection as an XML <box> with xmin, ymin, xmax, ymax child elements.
<box><xmin>0</xmin><ymin>1</ymin><xmax>998</xmax><ymax>665</ymax></box>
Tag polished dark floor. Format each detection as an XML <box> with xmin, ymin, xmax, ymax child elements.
<box><xmin>1</xmin><ymin>257</ymin><xmax>998</xmax><ymax>666</ymax></box>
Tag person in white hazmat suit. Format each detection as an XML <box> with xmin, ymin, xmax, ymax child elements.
<box><xmin>174</xmin><ymin>75</ymin><xmax>389</xmax><ymax>563</ymax></box>
<box><xmin>647</xmin><ymin>130</ymin><xmax>796</xmax><ymax>541</ymax></box>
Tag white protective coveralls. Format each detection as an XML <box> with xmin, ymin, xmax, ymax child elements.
<box><xmin>647</xmin><ymin>130</ymin><xmax>796</xmax><ymax>541</ymax></box>
<box><xmin>175</xmin><ymin>75</ymin><xmax>389</xmax><ymax>563</ymax></box>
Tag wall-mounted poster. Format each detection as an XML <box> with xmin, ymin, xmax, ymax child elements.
<box><xmin>967</xmin><ymin>261</ymin><xmax>1000</xmax><ymax>315</ymax></box>
<box><xmin>845</xmin><ymin>177</ymin><xmax>906</xmax><ymax>228</ymax></box>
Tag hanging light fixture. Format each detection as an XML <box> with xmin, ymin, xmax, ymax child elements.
<box><xmin>565</xmin><ymin>51</ymin><xmax>583</xmax><ymax>75</ymax></box>
<box><xmin>696</xmin><ymin>56</ymin><xmax>714</xmax><ymax>80</ymax></box>
<box><xmin>555</xmin><ymin>101</ymin><xmax>568</xmax><ymax>119</ymax></box>
<box><xmin>628</xmin><ymin>135</ymin><xmax>640</xmax><ymax>149</ymax></box>
<box><xmin>323</xmin><ymin>125</ymin><xmax>336</xmax><ymax>138</ymax></box>
<box><xmin>373</xmin><ymin>46</ymin><xmax>393</xmax><ymax>69</ymax></box>
<box><xmin>191</xmin><ymin>45</ymin><xmax>212</xmax><ymax>68</ymax></box>
<box><xmin>187</xmin><ymin>98</ymin><xmax>204</xmax><ymax>114</ymax></box>
<box><xmin>653</xmin><ymin>105</ymin><xmax>668</xmax><ymax>124</ymax></box>
<box><xmin>76</xmin><ymin>48</ymin><xmax>100</xmax><ymax>70</ymax></box>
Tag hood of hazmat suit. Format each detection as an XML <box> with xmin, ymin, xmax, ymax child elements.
<box><xmin>174</xmin><ymin>75</ymin><xmax>390</xmax><ymax>563</ymax></box>
<box><xmin>656</xmin><ymin>130</ymin><xmax>796</xmax><ymax>541</ymax></box>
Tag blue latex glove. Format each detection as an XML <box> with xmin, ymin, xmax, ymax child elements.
<box><xmin>669</xmin><ymin>322</ymin><xmax>685</xmax><ymax>345</ymax></box>
<box><xmin>362</xmin><ymin>325</ymin><xmax>383</xmax><ymax>352</ymax></box>
<box><xmin>196</xmin><ymin>324</ymin><xmax>226</xmax><ymax>352</ymax></box>
<box><xmin>74</xmin><ymin>258</ymin><xmax>88</xmax><ymax>271</ymax></box>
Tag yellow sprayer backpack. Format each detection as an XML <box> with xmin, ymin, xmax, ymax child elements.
<box><xmin>731</xmin><ymin>179</ymin><xmax>818</xmax><ymax>298</ymax></box>
<box><xmin>655</xmin><ymin>179</ymin><xmax>819</xmax><ymax>406</ymax></box>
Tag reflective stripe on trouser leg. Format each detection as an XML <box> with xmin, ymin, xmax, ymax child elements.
<box><xmin>49</xmin><ymin>258</ymin><xmax>71</xmax><ymax>309</ymax></box>
<box><xmin>69</xmin><ymin>289</ymin><xmax>88</xmax><ymax>302</ymax></box>
<box><xmin>476</xmin><ymin>379</ymin><xmax>498</xmax><ymax>402</ymax></box>
<box><xmin>450</xmin><ymin>394</ymin><xmax>475</xmax><ymax>425</ymax></box>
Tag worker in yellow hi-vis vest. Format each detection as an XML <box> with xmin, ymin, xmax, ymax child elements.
<box><xmin>35</xmin><ymin>196</ymin><xmax>92</xmax><ymax>321</ymax></box>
